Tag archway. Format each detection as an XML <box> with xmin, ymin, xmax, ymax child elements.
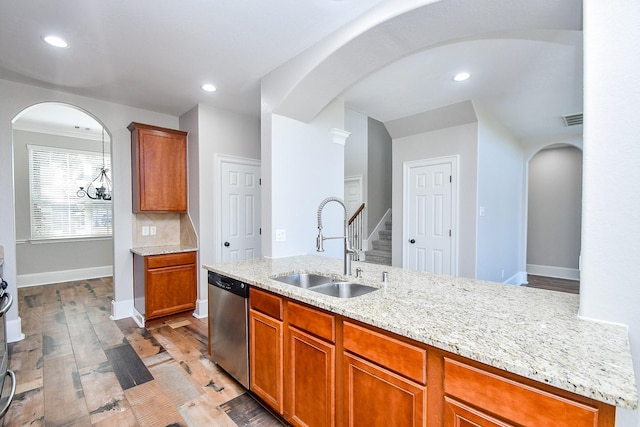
<box><xmin>12</xmin><ymin>102</ymin><xmax>113</xmax><ymax>287</ymax></box>
<box><xmin>526</xmin><ymin>144</ymin><xmax>582</xmax><ymax>292</ymax></box>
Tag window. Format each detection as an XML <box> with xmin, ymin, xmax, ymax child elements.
<box><xmin>29</xmin><ymin>145</ymin><xmax>112</xmax><ymax>240</ymax></box>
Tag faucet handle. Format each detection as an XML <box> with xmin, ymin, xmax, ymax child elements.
<box><xmin>316</xmin><ymin>233</ymin><xmax>325</xmax><ymax>252</ymax></box>
<box><xmin>355</xmin><ymin>267</ymin><xmax>362</xmax><ymax>278</ymax></box>
<box><xmin>382</xmin><ymin>271</ymin><xmax>389</xmax><ymax>282</ymax></box>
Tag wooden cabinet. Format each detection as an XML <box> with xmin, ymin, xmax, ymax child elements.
<box><xmin>342</xmin><ymin>321</ymin><xmax>426</xmax><ymax>427</ymax></box>
<box><xmin>249</xmin><ymin>289</ymin><xmax>284</xmax><ymax>414</ymax></box>
<box><xmin>443</xmin><ymin>357</ymin><xmax>614</xmax><ymax>427</ymax></box>
<box><xmin>245</xmin><ymin>289</ymin><xmax>615</xmax><ymax>427</ymax></box>
<box><xmin>129</xmin><ymin>122</ymin><xmax>188</xmax><ymax>213</ymax></box>
<box><xmin>133</xmin><ymin>251</ymin><xmax>197</xmax><ymax>322</ymax></box>
<box><xmin>286</xmin><ymin>302</ymin><xmax>336</xmax><ymax>427</ymax></box>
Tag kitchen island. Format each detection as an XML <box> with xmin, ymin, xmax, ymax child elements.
<box><xmin>204</xmin><ymin>255</ymin><xmax>637</xmax><ymax>426</ymax></box>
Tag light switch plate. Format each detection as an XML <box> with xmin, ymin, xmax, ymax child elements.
<box><xmin>150</xmin><ymin>226</ymin><xmax>156</xmax><ymax>235</ymax></box>
<box><xmin>142</xmin><ymin>226</ymin><xmax>149</xmax><ymax>236</ymax></box>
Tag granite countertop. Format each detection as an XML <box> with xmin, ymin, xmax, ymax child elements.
<box><xmin>130</xmin><ymin>244</ymin><xmax>198</xmax><ymax>256</ymax></box>
<box><xmin>203</xmin><ymin>255</ymin><xmax>638</xmax><ymax>410</ymax></box>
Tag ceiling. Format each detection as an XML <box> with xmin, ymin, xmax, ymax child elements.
<box><xmin>1</xmin><ymin>1</ymin><xmax>583</xmax><ymax>144</ymax></box>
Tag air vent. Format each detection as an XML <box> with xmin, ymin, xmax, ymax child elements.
<box><xmin>562</xmin><ymin>113</ymin><xmax>583</xmax><ymax>127</ymax></box>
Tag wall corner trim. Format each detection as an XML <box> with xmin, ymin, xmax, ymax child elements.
<box><xmin>329</xmin><ymin>128</ymin><xmax>350</xmax><ymax>145</ymax></box>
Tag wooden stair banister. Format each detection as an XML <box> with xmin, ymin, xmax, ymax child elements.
<box><xmin>348</xmin><ymin>203</ymin><xmax>366</xmax><ymax>225</ymax></box>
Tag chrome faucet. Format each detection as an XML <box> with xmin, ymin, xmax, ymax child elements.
<box><xmin>316</xmin><ymin>197</ymin><xmax>356</xmax><ymax>276</ymax></box>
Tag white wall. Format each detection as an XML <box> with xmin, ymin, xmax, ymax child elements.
<box><xmin>475</xmin><ymin>105</ymin><xmax>524</xmax><ymax>283</ymax></box>
<box><xmin>581</xmin><ymin>1</ymin><xmax>640</xmax><ymax>425</ymax></box>
<box><xmin>180</xmin><ymin>104</ymin><xmax>260</xmax><ymax>317</ymax></box>
<box><xmin>0</xmin><ymin>78</ymin><xmax>178</xmax><ymax>341</ymax></box>
<box><xmin>367</xmin><ymin>117</ymin><xmax>392</xmax><ymax>235</ymax></box>
<box><xmin>392</xmin><ymin>122</ymin><xmax>478</xmax><ymax>277</ymax></box>
<box><xmin>269</xmin><ymin>99</ymin><xmax>346</xmax><ymax>259</ymax></box>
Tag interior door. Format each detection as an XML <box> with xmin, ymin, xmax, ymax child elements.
<box><xmin>344</xmin><ymin>176</ymin><xmax>363</xmax><ymax>217</ymax></box>
<box><xmin>405</xmin><ymin>159</ymin><xmax>454</xmax><ymax>274</ymax></box>
<box><xmin>221</xmin><ymin>161</ymin><xmax>261</xmax><ymax>262</ymax></box>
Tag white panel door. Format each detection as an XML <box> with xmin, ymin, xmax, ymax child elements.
<box><xmin>406</xmin><ymin>161</ymin><xmax>453</xmax><ymax>274</ymax></box>
<box><xmin>344</xmin><ymin>176</ymin><xmax>363</xmax><ymax>217</ymax></box>
<box><xmin>221</xmin><ymin>162</ymin><xmax>261</xmax><ymax>262</ymax></box>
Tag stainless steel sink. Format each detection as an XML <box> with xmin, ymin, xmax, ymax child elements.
<box><xmin>273</xmin><ymin>273</ymin><xmax>333</xmax><ymax>289</ymax></box>
<box><xmin>308</xmin><ymin>282</ymin><xmax>378</xmax><ymax>298</ymax></box>
<box><xmin>272</xmin><ymin>273</ymin><xmax>378</xmax><ymax>298</ymax></box>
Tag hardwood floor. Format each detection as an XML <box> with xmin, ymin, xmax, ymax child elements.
<box><xmin>524</xmin><ymin>274</ymin><xmax>580</xmax><ymax>294</ymax></box>
<box><xmin>6</xmin><ymin>277</ymin><xmax>285</xmax><ymax>426</ymax></box>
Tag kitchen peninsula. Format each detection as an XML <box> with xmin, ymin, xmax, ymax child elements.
<box><xmin>204</xmin><ymin>255</ymin><xmax>637</xmax><ymax>426</ymax></box>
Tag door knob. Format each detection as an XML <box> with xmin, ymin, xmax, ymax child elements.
<box><xmin>409</xmin><ymin>239</ymin><xmax>416</xmax><ymax>244</ymax></box>
<box><xmin>224</xmin><ymin>241</ymin><xmax>230</xmax><ymax>247</ymax></box>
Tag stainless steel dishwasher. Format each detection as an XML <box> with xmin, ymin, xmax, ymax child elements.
<box><xmin>208</xmin><ymin>271</ymin><xmax>249</xmax><ymax>388</ymax></box>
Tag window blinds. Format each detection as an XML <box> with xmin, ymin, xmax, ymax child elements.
<box><xmin>28</xmin><ymin>145</ymin><xmax>112</xmax><ymax>240</ymax></box>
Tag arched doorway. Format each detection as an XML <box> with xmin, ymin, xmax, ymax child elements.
<box><xmin>526</xmin><ymin>144</ymin><xmax>582</xmax><ymax>293</ymax></box>
<box><xmin>12</xmin><ymin>102</ymin><xmax>113</xmax><ymax>287</ymax></box>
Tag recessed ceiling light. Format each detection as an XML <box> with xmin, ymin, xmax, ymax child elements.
<box><xmin>453</xmin><ymin>72</ymin><xmax>471</xmax><ymax>82</ymax></box>
<box><xmin>201</xmin><ymin>83</ymin><xmax>217</xmax><ymax>92</ymax></box>
<box><xmin>42</xmin><ymin>35</ymin><xmax>69</xmax><ymax>48</ymax></box>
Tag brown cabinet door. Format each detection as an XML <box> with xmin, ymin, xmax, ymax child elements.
<box><xmin>287</xmin><ymin>326</ymin><xmax>335</xmax><ymax>427</ymax></box>
<box><xmin>145</xmin><ymin>262</ymin><xmax>197</xmax><ymax>320</ymax></box>
<box><xmin>343</xmin><ymin>352</ymin><xmax>426</xmax><ymax>427</ymax></box>
<box><xmin>130</xmin><ymin>123</ymin><xmax>188</xmax><ymax>212</ymax></box>
<box><xmin>445</xmin><ymin>397</ymin><xmax>514</xmax><ymax>427</ymax></box>
<box><xmin>250</xmin><ymin>308</ymin><xmax>284</xmax><ymax>414</ymax></box>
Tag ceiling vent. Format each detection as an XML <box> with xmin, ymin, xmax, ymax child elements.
<box><xmin>562</xmin><ymin>113</ymin><xmax>583</xmax><ymax>127</ymax></box>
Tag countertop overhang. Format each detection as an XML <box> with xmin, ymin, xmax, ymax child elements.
<box><xmin>203</xmin><ymin>255</ymin><xmax>638</xmax><ymax>410</ymax></box>
<box><xmin>130</xmin><ymin>244</ymin><xmax>197</xmax><ymax>257</ymax></box>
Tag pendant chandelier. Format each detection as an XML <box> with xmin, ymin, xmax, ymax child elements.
<box><xmin>77</xmin><ymin>127</ymin><xmax>112</xmax><ymax>201</ymax></box>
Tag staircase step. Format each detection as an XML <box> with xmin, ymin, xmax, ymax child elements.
<box><xmin>364</xmin><ymin>249</ymin><xmax>392</xmax><ymax>266</ymax></box>
<box><xmin>384</xmin><ymin>220</ymin><xmax>392</xmax><ymax>230</ymax></box>
<box><xmin>372</xmin><ymin>239</ymin><xmax>391</xmax><ymax>251</ymax></box>
<box><xmin>378</xmin><ymin>229</ymin><xmax>392</xmax><ymax>240</ymax></box>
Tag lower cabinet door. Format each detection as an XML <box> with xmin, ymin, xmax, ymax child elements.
<box><xmin>146</xmin><ymin>263</ymin><xmax>196</xmax><ymax>319</ymax></box>
<box><xmin>249</xmin><ymin>309</ymin><xmax>284</xmax><ymax>414</ymax></box>
<box><xmin>445</xmin><ymin>397</ymin><xmax>514</xmax><ymax>427</ymax></box>
<box><xmin>343</xmin><ymin>352</ymin><xmax>426</xmax><ymax>427</ymax></box>
<box><xmin>287</xmin><ymin>327</ymin><xmax>335</xmax><ymax>427</ymax></box>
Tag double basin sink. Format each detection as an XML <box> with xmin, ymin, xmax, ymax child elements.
<box><xmin>273</xmin><ymin>273</ymin><xmax>378</xmax><ymax>298</ymax></box>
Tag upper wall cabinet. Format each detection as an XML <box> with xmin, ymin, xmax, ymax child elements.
<box><xmin>129</xmin><ymin>122</ymin><xmax>188</xmax><ymax>213</ymax></box>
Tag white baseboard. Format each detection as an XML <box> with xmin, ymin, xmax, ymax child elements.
<box><xmin>17</xmin><ymin>265</ymin><xmax>113</xmax><ymax>288</ymax></box>
<box><xmin>526</xmin><ymin>264</ymin><xmax>580</xmax><ymax>281</ymax></box>
<box><xmin>193</xmin><ymin>298</ymin><xmax>208</xmax><ymax>319</ymax></box>
<box><xmin>132</xmin><ymin>307</ymin><xmax>145</xmax><ymax>328</ymax></box>
<box><xmin>111</xmin><ymin>298</ymin><xmax>133</xmax><ymax>321</ymax></box>
<box><xmin>503</xmin><ymin>271</ymin><xmax>527</xmax><ymax>285</ymax></box>
<box><xmin>7</xmin><ymin>317</ymin><xmax>25</xmax><ymax>343</ymax></box>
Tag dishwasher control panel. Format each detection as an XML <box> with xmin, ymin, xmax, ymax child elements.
<box><xmin>208</xmin><ymin>271</ymin><xmax>249</xmax><ymax>298</ymax></box>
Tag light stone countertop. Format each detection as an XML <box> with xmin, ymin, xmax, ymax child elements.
<box><xmin>130</xmin><ymin>244</ymin><xmax>197</xmax><ymax>256</ymax></box>
<box><xmin>203</xmin><ymin>255</ymin><xmax>638</xmax><ymax>410</ymax></box>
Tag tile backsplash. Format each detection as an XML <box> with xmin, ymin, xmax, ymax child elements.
<box><xmin>132</xmin><ymin>213</ymin><xmax>181</xmax><ymax>247</ymax></box>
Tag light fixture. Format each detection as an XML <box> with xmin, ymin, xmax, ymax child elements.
<box><xmin>453</xmin><ymin>72</ymin><xmax>471</xmax><ymax>82</ymax></box>
<box><xmin>201</xmin><ymin>83</ymin><xmax>217</xmax><ymax>92</ymax></box>
<box><xmin>42</xmin><ymin>35</ymin><xmax>69</xmax><ymax>48</ymax></box>
<box><xmin>77</xmin><ymin>127</ymin><xmax>112</xmax><ymax>201</ymax></box>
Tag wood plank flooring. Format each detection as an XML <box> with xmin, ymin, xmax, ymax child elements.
<box><xmin>5</xmin><ymin>277</ymin><xmax>285</xmax><ymax>426</ymax></box>
<box><xmin>524</xmin><ymin>274</ymin><xmax>580</xmax><ymax>294</ymax></box>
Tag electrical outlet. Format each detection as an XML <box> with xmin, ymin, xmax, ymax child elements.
<box><xmin>275</xmin><ymin>229</ymin><xmax>286</xmax><ymax>242</ymax></box>
<box><xmin>150</xmin><ymin>226</ymin><xmax>156</xmax><ymax>235</ymax></box>
<box><xmin>142</xmin><ymin>226</ymin><xmax>149</xmax><ymax>236</ymax></box>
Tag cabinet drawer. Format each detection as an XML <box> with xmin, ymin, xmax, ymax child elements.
<box><xmin>250</xmin><ymin>288</ymin><xmax>283</xmax><ymax>320</ymax></box>
<box><xmin>146</xmin><ymin>251</ymin><xmax>196</xmax><ymax>269</ymax></box>
<box><xmin>444</xmin><ymin>358</ymin><xmax>599</xmax><ymax>427</ymax></box>
<box><xmin>288</xmin><ymin>301</ymin><xmax>335</xmax><ymax>343</ymax></box>
<box><xmin>343</xmin><ymin>321</ymin><xmax>427</xmax><ymax>384</ymax></box>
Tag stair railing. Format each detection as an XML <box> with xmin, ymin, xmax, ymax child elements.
<box><xmin>347</xmin><ymin>203</ymin><xmax>365</xmax><ymax>261</ymax></box>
